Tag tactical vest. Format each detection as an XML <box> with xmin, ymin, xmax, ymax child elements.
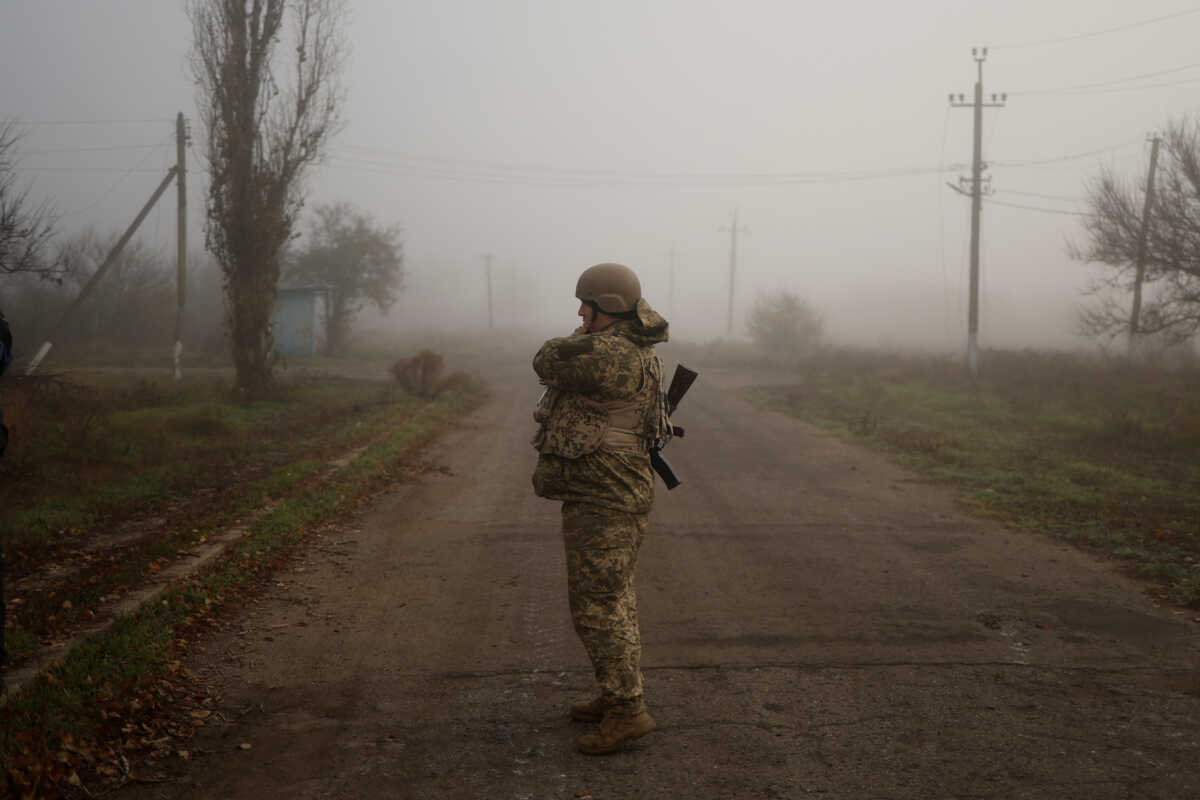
<box><xmin>533</xmin><ymin>346</ymin><xmax>667</xmax><ymax>459</ymax></box>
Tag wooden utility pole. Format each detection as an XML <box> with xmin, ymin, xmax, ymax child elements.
<box><xmin>719</xmin><ymin>209</ymin><xmax>748</xmax><ymax>336</ymax></box>
<box><xmin>26</xmin><ymin>165</ymin><xmax>179</xmax><ymax>375</ymax></box>
<box><xmin>1129</xmin><ymin>133</ymin><xmax>1161</xmax><ymax>352</ymax></box>
<box><xmin>950</xmin><ymin>48</ymin><xmax>1005</xmax><ymax>378</ymax></box>
<box><xmin>174</xmin><ymin>112</ymin><xmax>188</xmax><ymax>380</ymax></box>
<box><xmin>483</xmin><ymin>253</ymin><xmax>494</xmax><ymax>329</ymax></box>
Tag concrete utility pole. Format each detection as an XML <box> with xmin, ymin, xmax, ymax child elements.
<box><xmin>719</xmin><ymin>209</ymin><xmax>749</xmax><ymax>336</ymax></box>
<box><xmin>174</xmin><ymin>112</ymin><xmax>188</xmax><ymax>380</ymax></box>
<box><xmin>950</xmin><ymin>48</ymin><xmax>1005</xmax><ymax>378</ymax></box>
<box><xmin>483</xmin><ymin>253</ymin><xmax>494</xmax><ymax>329</ymax></box>
<box><xmin>27</xmin><ymin>165</ymin><xmax>179</xmax><ymax>375</ymax></box>
<box><xmin>1129</xmin><ymin>133</ymin><xmax>1162</xmax><ymax>353</ymax></box>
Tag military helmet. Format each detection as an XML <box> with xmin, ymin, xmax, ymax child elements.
<box><xmin>575</xmin><ymin>263</ymin><xmax>641</xmax><ymax>315</ymax></box>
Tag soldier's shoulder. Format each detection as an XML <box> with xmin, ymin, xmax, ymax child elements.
<box><xmin>594</xmin><ymin>332</ymin><xmax>642</xmax><ymax>358</ymax></box>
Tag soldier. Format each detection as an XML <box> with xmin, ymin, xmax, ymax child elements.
<box><xmin>532</xmin><ymin>263</ymin><xmax>670</xmax><ymax>754</ymax></box>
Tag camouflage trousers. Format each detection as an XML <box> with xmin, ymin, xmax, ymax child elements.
<box><xmin>561</xmin><ymin>502</ymin><xmax>649</xmax><ymax>702</ymax></box>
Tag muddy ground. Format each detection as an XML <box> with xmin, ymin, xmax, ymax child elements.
<box><xmin>114</xmin><ymin>365</ymin><xmax>1200</xmax><ymax>799</ymax></box>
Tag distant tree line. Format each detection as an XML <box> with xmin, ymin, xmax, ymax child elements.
<box><xmin>0</xmin><ymin>229</ymin><xmax>228</xmax><ymax>363</ymax></box>
<box><xmin>0</xmin><ymin>200</ymin><xmax>404</xmax><ymax>365</ymax></box>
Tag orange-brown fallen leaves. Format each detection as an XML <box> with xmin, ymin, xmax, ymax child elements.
<box><xmin>4</xmin><ymin>670</ymin><xmax>218</xmax><ymax>799</ymax></box>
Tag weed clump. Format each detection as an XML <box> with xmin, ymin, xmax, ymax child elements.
<box><xmin>390</xmin><ymin>350</ymin><xmax>445</xmax><ymax>397</ymax></box>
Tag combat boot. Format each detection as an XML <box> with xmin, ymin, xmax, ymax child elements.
<box><xmin>577</xmin><ymin>699</ymin><xmax>656</xmax><ymax>755</ymax></box>
<box><xmin>569</xmin><ymin>694</ymin><xmax>618</xmax><ymax>723</ymax></box>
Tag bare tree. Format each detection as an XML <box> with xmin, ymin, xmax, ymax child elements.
<box><xmin>0</xmin><ymin>120</ymin><xmax>61</xmax><ymax>281</ymax></box>
<box><xmin>287</xmin><ymin>203</ymin><xmax>403</xmax><ymax>355</ymax></box>
<box><xmin>1073</xmin><ymin>118</ymin><xmax>1200</xmax><ymax>346</ymax></box>
<box><xmin>57</xmin><ymin>229</ymin><xmax>173</xmax><ymax>344</ymax></box>
<box><xmin>189</xmin><ymin>0</ymin><xmax>346</xmax><ymax>396</ymax></box>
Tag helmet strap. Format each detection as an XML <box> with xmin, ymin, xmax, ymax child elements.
<box><xmin>584</xmin><ymin>299</ymin><xmax>638</xmax><ymax>321</ymax></box>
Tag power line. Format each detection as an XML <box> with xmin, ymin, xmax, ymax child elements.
<box><xmin>10</xmin><ymin>117</ymin><xmax>173</xmax><ymax>126</ymax></box>
<box><xmin>60</xmin><ymin>133</ymin><xmax>175</xmax><ymax>217</ymax></box>
<box><xmin>332</xmin><ymin>146</ymin><xmax>952</xmax><ymax>182</ymax></box>
<box><xmin>990</xmin><ymin>6</ymin><xmax>1200</xmax><ymax>49</ymax></box>
<box><xmin>1045</xmin><ymin>76</ymin><xmax>1200</xmax><ymax>96</ymax></box>
<box><xmin>1008</xmin><ymin>62</ymin><xmax>1200</xmax><ymax>95</ymax></box>
<box><xmin>990</xmin><ymin>138</ymin><xmax>1143</xmax><ymax>167</ymax></box>
<box><xmin>10</xmin><ymin>166</ymin><xmax>165</xmax><ymax>173</ymax></box>
<box><xmin>996</xmin><ymin>189</ymin><xmax>1084</xmax><ymax>202</ymax></box>
<box><xmin>326</xmin><ymin>152</ymin><xmax>956</xmax><ymax>186</ymax></box>
<box><xmin>325</xmin><ymin>139</ymin><xmax>1146</xmax><ymax>186</ymax></box>
<box><xmin>984</xmin><ymin>197</ymin><xmax>1088</xmax><ymax>216</ymax></box>
<box><xmin>19</xmin><ymin>143</ymin><xmax>168</xmax><ymax>155</ymax></box>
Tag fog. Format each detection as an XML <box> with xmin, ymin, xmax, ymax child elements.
<box><xmin>5</xmin><ymin>1</ymin><xmax>1199</xmax><ymax>354</ymax></box>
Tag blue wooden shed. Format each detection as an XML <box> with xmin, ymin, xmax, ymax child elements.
<box><xmin>272</xmin><ymin>286</ymin><xmax>329</xmax><ymax>357</ymax></box>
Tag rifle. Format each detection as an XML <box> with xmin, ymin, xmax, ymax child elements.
<box><xmin>650</xmin><ymin>364</ymin><xmax>698</xmax><ymax>490</ymax></box>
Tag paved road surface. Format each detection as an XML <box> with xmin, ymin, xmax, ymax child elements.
<box><xmin>121</xmin><ymin>366</ymin><xmax>1200</xmax><ymax>799</ymax></box>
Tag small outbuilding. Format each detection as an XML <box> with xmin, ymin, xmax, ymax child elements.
<box><xmin>272</xmin><ymin>285</ymin><xmax>329</xmax><ymax>357</ymax></box>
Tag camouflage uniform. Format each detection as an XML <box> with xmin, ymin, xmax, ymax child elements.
<box><xmin>532</xmin><ymin>299</ymin><xmax>669</xmax><ymax>703</ymax></box>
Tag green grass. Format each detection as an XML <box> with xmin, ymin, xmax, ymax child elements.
<box><xmin>0</xmin><ymin>386</ymin><xmax>481</xmax><ymax>790</ymax></box>
<box><xmin>0</xmin><ymin>376</ymin><xmax>397</xmax><ymax>553</ymax></box>
<box><xmin>748</xmin><ymin>350</ymin><xmax>1200</xmax><ymax>606</ymax></box>
<box><xmin>0</xmin><ymin>383</ymin><xmax>444</xmax><ymax>665</ymax></box>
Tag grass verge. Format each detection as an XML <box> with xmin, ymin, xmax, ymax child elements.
<box><xmin>745</xmin><ymin>349</ymin><xmax>1200</xmax><ymax>608</ymax></box>
<box><xmin>0</xmin><ymin>373</ymin><xmax>441</xmax><ymax>668</ymax></box>
<box><xmin>0</xmin><ymin>381</ymin><xmax>482</xmax><ymax>795</ymax></box>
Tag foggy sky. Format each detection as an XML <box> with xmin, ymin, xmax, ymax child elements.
<box><xmin>4</xmin><ymin>1</ymin><xmax>1199</xmax><ymax>352</ymax></box>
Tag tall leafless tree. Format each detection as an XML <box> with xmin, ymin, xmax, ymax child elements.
<box><xmin>189</xmin><ymin>0</ymin><xmax>346</xmax><ymax>396</ymax></box>
<box><xmin>0</xmin><ymin>120</ymin><xmax>61</xmax><ymax>282</ymax></box>
<box><xmin>1072</xmin><ymin>118</ymin><xmax>1200</xmax><ymax>346</ymax></box>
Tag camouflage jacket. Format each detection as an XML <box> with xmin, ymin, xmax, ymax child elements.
<box><xmin>531</xmin><ymin>299</ymin><xmax>669</xmax><ymax>514</ymax></box>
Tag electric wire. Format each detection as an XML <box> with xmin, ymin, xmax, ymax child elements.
<box><xmin>990</xmin><ymin>138</ymin><xmax>1143</xmax><ymax>167</ymax></box>
<box><xmin>996</xmin><ymin>189</ymin><xmax>1084</xmax><ymax>202</ymax></box>
<box><xmin>332</xmin><ymin>132</ymin><xmax>1147</xmax><ymax>186</ymax></box>
<box><xmin>17</xmin><ymin>143</ymin><xmax>169</xmax><ymax>155</ymax></box>
<box><xmin>59</xmin><ymin>132</ymin><xmax>174</xmax><ymax>217</ymax></box>
<box><xmin>332</xmin><ymin>145</ymin><xmax>955</xmax><ymax>183</ymax></box>
<box><xmin>1008</xmin><ymin>62</ymin><xmax>1200</xmax><ymax>95</ymax></box>
<box><xmin>11</xmin><ymin>118</ymin><xmax>174</xmax><ymax>126</ymax></box>
<box><xmin>329</xmin><ymin>149</ymin><xmax>964</xmax><ymax>186</ymax></box>
<box><xmin>984</xmin><ymin>197</ymin><xmax>1088</xmax><ymax>216</ymax></box>
<box><xmin>1047</xmin><ymin>76</ymin><xmax>1200</xmax><ymax>96</ymax></box>
<box><xmin>11</xmin><ymin>166</ymin><xmax>165</xmax><ymax>173</ymax></box>
<box><xmin>989</xmin><ymin>6</ymin><xmax>1200</xmax><ymax>49</ymax></box>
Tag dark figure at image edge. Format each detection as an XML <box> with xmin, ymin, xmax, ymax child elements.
<box><xmin>531</xmin><ymin>262</ymin><xmax>671</xmax><ymax>755</ymax></box>
<box><xmin>0</xmin><ymin>311</ymin><xmax>13</xmax><ymax>689</ymax></box>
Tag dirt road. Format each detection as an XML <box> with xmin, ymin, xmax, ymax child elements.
<box><xmin>120</xmin><ymin>365</ymin><xmax>1200</xmax><ymax>799</ymax></box>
